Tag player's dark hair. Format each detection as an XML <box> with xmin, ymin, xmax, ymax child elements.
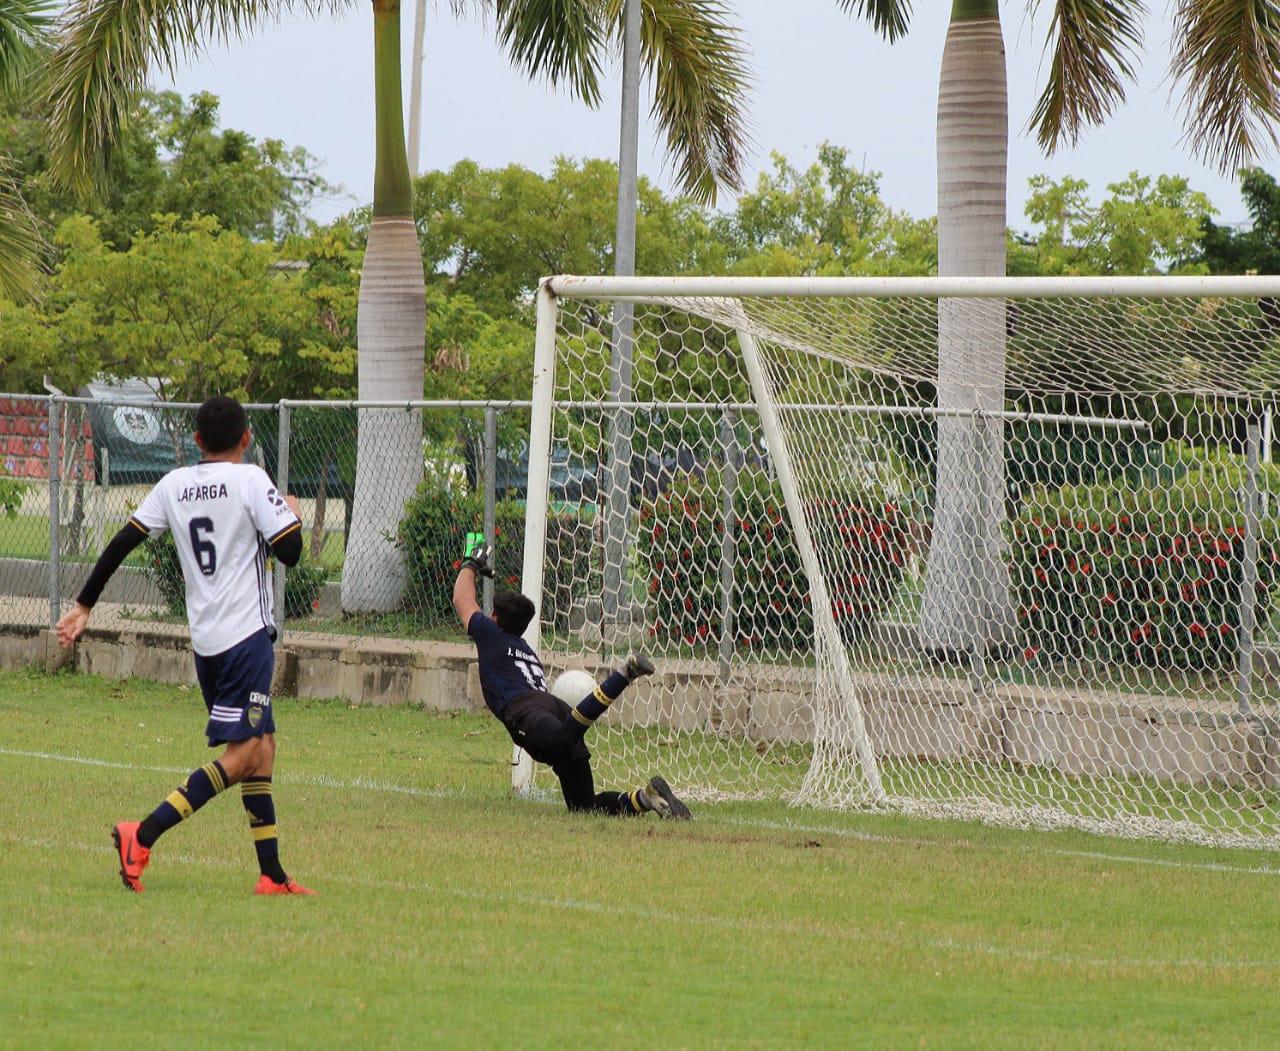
<box><xmin>493</xmin><ymin>591</ymin><xmax>536</xmax><ymax>636</ymax></box>
<box><xmin>195</xmin><ymin>395</ymin><xmax>248</xmax><ymax>454</ymax></box>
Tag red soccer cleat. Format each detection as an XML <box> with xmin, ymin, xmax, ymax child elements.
<box><xmin>112</xmin><ymin>821</ymin><xmax>150</xmax><ymax>893</ymax></box>
<box><xmin>254</xmin><ymin>874</ymin><xmax>316</xmax><ymax>896</ymax></box>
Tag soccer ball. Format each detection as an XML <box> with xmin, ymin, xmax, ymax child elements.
<box><xmin>550</xmin><ymin>668</ymin><xmax>598</xmax><ymax>704</ymax></box>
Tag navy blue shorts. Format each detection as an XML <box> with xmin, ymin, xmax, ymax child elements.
<box><xmin>194</xmin><ymin>628</ymin><xmax>276</xmax><ymax>747</ymax></box>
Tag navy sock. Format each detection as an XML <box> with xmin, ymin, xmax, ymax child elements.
<box><xmin>137</xmin><ymin>760</ymin><xmax>229</xmax><ymax>848</ymax></box>
<box><xmin>241</xmin><ymin>776</ymin><xmax>288</xmax><ymax>884</ymax></box>
<box><xmin>571</xmin><ymin>671</ymin><xmax>630</xmax><ymax>727</ymax></box>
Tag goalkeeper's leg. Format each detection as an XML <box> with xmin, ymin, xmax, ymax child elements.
<box><xmin>567</xmin><ymin>654</ymin><xmax>656</xmax><ymax>731</ymax></box>
<box><xmin>553</xmin><ymin>756</ymin><xmax>692</xmax><ymax>819</ymax></box>
<box><xmin>553</xmin><ymin>755</ymin><xmax>642</xmax><ymax>815</ymax></box>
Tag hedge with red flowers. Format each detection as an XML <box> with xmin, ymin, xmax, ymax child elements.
<box><xmin>1012</xmin><ymin>462</ymin><xmax>1280</xmax><ymax>671</ymax></box>
<box><xmin>638</xmin><ymin>467</ymin><xmax>913</xmax><ymax>653</ymax></box>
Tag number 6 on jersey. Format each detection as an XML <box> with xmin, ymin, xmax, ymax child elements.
<box><xmin>189</xmin><ymin>517</ymin><xmax>217</xmax><ymax>576</ymax></box>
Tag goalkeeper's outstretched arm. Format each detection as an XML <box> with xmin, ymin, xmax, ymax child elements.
<box><xmin>452</xmin><ymin>540</ymin><xmax>494</xmax><ymax>630</ymax></box>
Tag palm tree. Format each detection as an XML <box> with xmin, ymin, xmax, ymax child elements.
<box><xmin>0</xmin><ymin>0</ymin><xmax>54</xmax><ymax>301</ymax></box>
<box><xmin>840</xmin><ymin>0</ymin><xmax>1280</xmax><ymax>656</ymax></box>
<box><xmin>42</xmin><ymin>0</ymin><xmax>750</xmax><ymax>612</ymax></box>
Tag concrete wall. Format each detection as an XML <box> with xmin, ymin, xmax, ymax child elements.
<box><xmin>5</xmin><ymin>622</ymin><xmax>1276</xmax><ymax>792</ymax></box>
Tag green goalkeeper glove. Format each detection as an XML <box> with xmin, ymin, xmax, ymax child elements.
<box><xmin>461</xmin><ymin>533</ymin><xmax>495</xmax><ymax>579</ymax></box>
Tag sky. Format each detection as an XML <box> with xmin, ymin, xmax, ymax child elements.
<box><xmin>164</xmin><ymin>0</ymin><xmax>1266</xmax><ymax>230</ymax></box>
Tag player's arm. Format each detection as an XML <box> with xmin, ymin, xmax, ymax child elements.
<box><xmin>452</xmin><ymin>539</ymin><xmax>494</xmax><ymax>631</ymax></box>
<box><xmin>247</xmin><ymin>468</ymin><xmax>303</xmax><ymax>567</ymax></box>
<box><xmin>56</xmin><ymin>493</ymin><xmax>165</xmax><ymax>648</ymax></box>
<box><xmin>267</xmin><ymin>496</ymin><xmax>303</xmax><ymax>567</ymax></box>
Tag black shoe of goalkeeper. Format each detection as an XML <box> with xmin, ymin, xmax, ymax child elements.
<box><xmin>640</xmin><ymin>776</ymin><xmax>691</xmax><ymax>820</ymax></box>
<box><xmin>625</xmin><ymin>654</ymin><xmax>656</xmax><ymax>680</ymax></box>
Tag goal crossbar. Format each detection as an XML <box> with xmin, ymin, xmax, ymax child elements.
<box><xmin>548</xmin><ymin>274</ymin><xmax>1280</xmax><ymax>300</ymax></box>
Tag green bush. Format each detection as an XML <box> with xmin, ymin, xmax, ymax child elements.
<box><xmin>1013</xmin><ymin>451</ymin><xmax>1280</xmax><ymax>672</ymax></box>
<box><xmin>638</xmin><ymin>468</ymin><xmax>913</xmax><ymax>653</ymax></box>
<box><xmin>0</xmin><ymin>476</ymin><xmax>27</xmax><ymax>518</ymax></box>
<box><xmin>397</xmin><ymin>475</ymin><xmax>593</xmax><ymax>631</ymax></box>
<box><xmin>284</xmin><ymin>558</ymin><xmax>328</xmax><ymax>619</ymax></box>
<box><xmin>138</xmin><ymin>533</ymin><xmax>186</xmax><ymax>617</ymax></box>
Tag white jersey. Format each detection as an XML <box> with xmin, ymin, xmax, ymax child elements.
<box><xmin>131</xmin><ymin>461</ymin><xmax>301</xmax><ymax>657</ymax></box>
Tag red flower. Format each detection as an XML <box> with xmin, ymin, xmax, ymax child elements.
<box><xmin>1022</xmin><ymin>646</ymin><xmax>1039</xmax><ymax>660</ymax></box>
<box><xmin>1189</xmin><ymin>623</ymin><xmax>1207</xmax><ymax>638</ymax></box>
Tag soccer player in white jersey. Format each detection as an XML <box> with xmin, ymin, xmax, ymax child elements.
<box><xmin>56</xmin><ymin>396</ymin><xmax>314</xmax><ymax>895</ymax></box>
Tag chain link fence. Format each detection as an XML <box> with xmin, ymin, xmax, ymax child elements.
<box><xmin>0</xmin><ymin>394</ymin><xmax>550</xmax><ymax>647</ymax></box>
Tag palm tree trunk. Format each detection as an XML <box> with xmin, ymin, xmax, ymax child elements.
<box><xmin>919</xmin><ymin>0</ymin><xmax>1015</xmax><ymax>656</ymax></box>
<box><xmin>341</xmin><ymin>0</ymin><xmax>427</xmax><ymax>613</ymax></box>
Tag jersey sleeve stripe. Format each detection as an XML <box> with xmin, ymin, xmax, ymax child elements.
<box><xmin>267</xmin><ymin>520</ymin><xmax>301</xmax><ymax>545</ymax></box>
<box><xmin>127</xmin><ymin>517</ymin><xmax>151</xmax><ymax>535</ymax></box>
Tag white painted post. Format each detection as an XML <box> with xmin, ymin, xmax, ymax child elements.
<box><xmin>514</xmin><ymin>283</ymin><xmax>559</xmax><ymax>794</ymax></box>
<box><xmin>736</xmin><ymin>324</ymin><xmax>884</xmax><ymax>800</ymax></box>
<box><xmin>406</xmin><ymin>0</ymin><xmax>427</xmax><ymax>177</ymax></box>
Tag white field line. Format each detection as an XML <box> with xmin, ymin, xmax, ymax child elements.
<box><xmin>4</xmin><ymin>745</ymin><xmax>1280</xmax><ymax>881</ymax></box>
<box><xmin>4</xmin><ymin>830</ymin><xmax>1278</xmax><ymax>975</ymax></box>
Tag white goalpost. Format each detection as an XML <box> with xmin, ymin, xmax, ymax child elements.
<box><xmin>520</xmin><ymin>274</ymin><xmax>1280</xmax><ymax>849</ymax></box>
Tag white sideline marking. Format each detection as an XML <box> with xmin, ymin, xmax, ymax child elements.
<box><xmin>3</xmin><ymin>830</ymin><xmax>1278</xmax><ymax>974</ymax></box>
<box><xmin>4</xmin><ymin>745</ymin><xmax>1280</xmax><ymax>879</ymax></box>
<box><xmin>0</xmin><ymin>747</ymin><xmax>460</xmax><ymax>800</ymax></box>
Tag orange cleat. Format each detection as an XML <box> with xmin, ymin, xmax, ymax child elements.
<box><xmin>112</xmin><ymin>821</ymin><xmax>150</xmax><ymax>893</ymax></box>
<box><xmin>254</xmin><ymin>874</ymin><xmax>316</xmax><ymax>896</ymax></box>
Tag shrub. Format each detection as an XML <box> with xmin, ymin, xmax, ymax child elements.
<box><xmin>284</xmin><ymin>557</ymin><xmax>328</xmax><ymax>619</ymax></box>
<box><xmin>0</xmin><ymin>476</ymin><xmax>27</xmax><ymax>518</ymax></box>
<box><xmin>1013</xmin><ymin>453</ymin><xmax>1280</xmax><ymax>672</ymax></box>
<box><xmin>397</xmin><ymin>475</ymin><xmax>590</xmax><ymax>630</ymax></box>
<box><xmin>638</xmin><ymin>468</ymin><xmax>913</xmax><ymax>653</ymax></box>
<box><xmin>142</xmin><ymin>534</ymin><xmax>187</xmax><ymax>618</ymax></box>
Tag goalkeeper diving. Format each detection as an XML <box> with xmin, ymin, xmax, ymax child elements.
<box><xmin>452</xmin><ymin>538</ymin><xmax>690</xmax><ymax>819</ymax></box>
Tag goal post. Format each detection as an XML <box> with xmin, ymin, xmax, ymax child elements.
<box><xmin>522</xmin><ymin>274</ymin><xmax>1280</xmax><ymax>849</ymax></box>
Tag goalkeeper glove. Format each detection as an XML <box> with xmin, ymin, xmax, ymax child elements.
<box><xmin>461</xmin><ymin>534</ymin><xmax>495</xmax><ymax>579</ymax></box>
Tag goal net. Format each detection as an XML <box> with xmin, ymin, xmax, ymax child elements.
<box><xmin>520</xmin><ymin>276</ymin><xmax>1280</xmax><ymax>849</ymax></box>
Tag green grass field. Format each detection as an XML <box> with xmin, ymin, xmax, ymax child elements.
<box><xmin>3</xmin><ymin>670</ymin><xmax>1280</xmax><ymax>1049</ymax></box>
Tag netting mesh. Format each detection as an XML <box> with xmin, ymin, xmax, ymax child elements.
<box><xmin>533</xmin><ymin>288</ymin><xmax>1280</xmax><ymax>848</ymax></box>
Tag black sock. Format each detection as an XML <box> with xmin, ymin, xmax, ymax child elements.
<box><xmin>137</xmin><ymin>760</ymin><xmax>229</xmax><ymax>848</ymax></box>
<box><xmin>241</xmin><ymin>776</ymin><xmax>288</xmax><ymax>884</ymax></box>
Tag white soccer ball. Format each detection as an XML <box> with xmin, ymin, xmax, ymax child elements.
<box><xmin>550</xmin><ymin>668</ymin><xmax>599</xmax><ymax>704</ymax></box>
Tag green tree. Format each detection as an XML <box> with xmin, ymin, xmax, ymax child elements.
<box><xmin>0</xmin><ymin>213</ymin><xmax>363</xmax><ymax>402</ymax></box>
<box><xmin>1199</xmin><ymin>168</ymin><xmax>1280</xmax><ymax>275</ymax></box>
<box><xmin>42</xmin><ymin>0</ymin><xmax>752</xmax><ymax>613</ymax></box>
<box><xmin>2</xmin><ymin>90</ymin><xmax>328</xmax><ymax>252</ymax></box>
<box><xmin>0</xmin><ymin>0</ymin><xmax>53</xmax><ymax>300</ymax></box>
<box><xmin>724</xmin><ymin>144</ymin><xmax>936</xmax><ymax>276</ymax></box>
<box><xmin>412</xmin><ymin>156</ymin><xmax>727</xmax><ymax>316</ymax></box>
<box><xmin>1018</xmin><ymin>172</ymin><xmax>1214</xmax><ymax>276</ymax></box>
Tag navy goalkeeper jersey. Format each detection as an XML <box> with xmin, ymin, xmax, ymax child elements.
<box><xmin>468</xmin><ymin>612</ymin><xmax>547</xmax><ymax>718</ymax></box>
